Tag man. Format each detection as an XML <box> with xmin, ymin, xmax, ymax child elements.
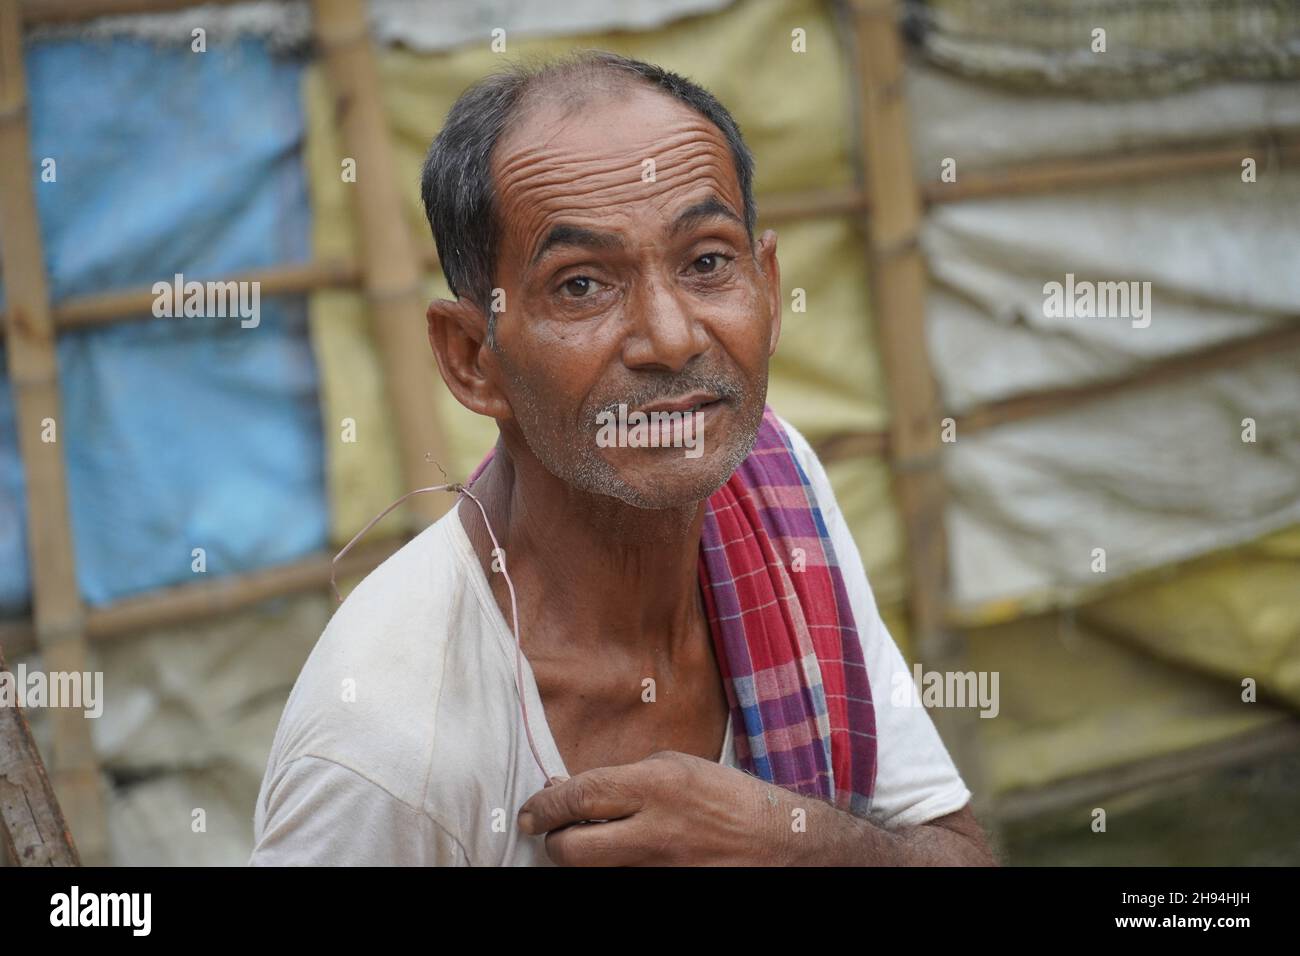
<box><xmin>251</xmin><ymin>51</ymin><xmax>994</xmax><ymax>866</ymax></box>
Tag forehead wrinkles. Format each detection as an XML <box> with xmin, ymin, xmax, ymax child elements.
<box><xmin>493</xmin><ymin>120</ymin><xmax>742</xmax><ymax>266</ymax></box>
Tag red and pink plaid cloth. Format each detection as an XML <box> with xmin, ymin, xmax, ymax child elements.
<box><xmin>699</xmin><ymin>406</ymin><xmax>876</xmax><ymax>814</ymax></box>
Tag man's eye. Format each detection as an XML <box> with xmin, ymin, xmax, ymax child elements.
<box><xmin>562</xmin><ymin>276</ymin><xmax>594</xmax><ymax>297</ymax></box>
<box><xmin>691</xmin><ymin>253</ymin><xmax>727</xmax><ymax>274</ymax></box>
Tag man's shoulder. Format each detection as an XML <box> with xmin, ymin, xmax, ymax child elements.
<box><xmin>265</xmin><ymin>508</ymin><xmax>489</xmax><ymax>807</ymax></box>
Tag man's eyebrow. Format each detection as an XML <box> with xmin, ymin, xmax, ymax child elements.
<box><xmin>670</xmin><ymin>196</ymin><xmax>745</xmax><ymax>237</ymax></box>
<box><xmin>529</xmin><ymin>225</ymin><xmax>626</xmax><ymax>267</ymax></box>
<box><xmin>527</xmin><ymin>197</ymin><xmax>744</xmax><ymax>267</ymax></box>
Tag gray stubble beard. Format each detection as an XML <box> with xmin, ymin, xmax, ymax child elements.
<box><xmin>504</xmin><ymin>359</ymin><xmax>767</xmax><ymax>511</ymax></box>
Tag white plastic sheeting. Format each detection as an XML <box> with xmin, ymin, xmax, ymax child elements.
<box><xmin>908</xmin><ymin>62</ymin><xmax>1300</xmax><ymax>611</ymax></box>
<box><xmin>908</xmin><ymin>63</ymin><xmax>1300</xmax><ymax>170</ymax></box>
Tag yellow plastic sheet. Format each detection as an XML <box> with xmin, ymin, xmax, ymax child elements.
<box><xmin>966</xmin><ymin>610</ymin><xmax>1289</xmax><ymax>795</ymax></box>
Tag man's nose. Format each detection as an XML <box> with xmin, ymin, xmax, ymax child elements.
<box><xmin>621</xmin><ymin>275</ymin><xmax>709</xmax><ymax>373</ymax></box>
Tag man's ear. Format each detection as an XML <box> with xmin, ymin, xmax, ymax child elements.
<box><xmin>756</xmin><ymin>228</ymin><xmax>782</xmax><ymax>356</ymax></box>
<box><xmin>426</xmin><ymin>296</ymin><xmax>512</xmax><ymax>419</ymax></box>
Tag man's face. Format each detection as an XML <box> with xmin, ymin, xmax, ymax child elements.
<box><xmin>485</xmin><ymin>84</ymin><xmax>781</xmax><ymax>509</ymax></box>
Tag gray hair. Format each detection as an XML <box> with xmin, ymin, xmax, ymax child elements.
<box><xmin>419</xmin><ymin>51</ymin><xmax>757</xmax><ymax>347</ymax></box>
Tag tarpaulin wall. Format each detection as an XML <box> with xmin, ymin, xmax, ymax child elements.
<box><xmin>2</xmin><ymin>34</ymin><xmax>327</xmax><ymax>865</ymax></box>
<box><xmin>0</xmin><ymin>36</ymin><xmax>325</xmax><ymax>613</ymax></box>
<box><xmin>3</xmin><ymin>0</ymin><xmax>1295</xmax><ymax>863</ymax></box>
<box><xmin>903</xmin><ymin>1</ymin><xmax>1300</xmax><ymax>794</ymax></box>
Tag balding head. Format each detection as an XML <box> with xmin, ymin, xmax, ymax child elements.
<box><xmin>420</xmin><ymin>51</ymin><xmax>757</xmax><ymax>343</ymax></box>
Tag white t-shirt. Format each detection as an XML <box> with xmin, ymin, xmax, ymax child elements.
<box><xmin>249</xmin><ymin>417</ymin><xmax>971</xmax><ymax>866</ymax></box>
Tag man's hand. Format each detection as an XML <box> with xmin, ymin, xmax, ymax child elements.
<box><xmin>516</xmin><ymin>750</ymin><xmax>997</xmax><ymax>866</ymax></box>
<box><xmin>517</xmin><ymin>750</ymin><xmax>793</xmax><ymax>866</ymax></box>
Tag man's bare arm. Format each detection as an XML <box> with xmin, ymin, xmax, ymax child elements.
<box><xmin>782</xmin><ymin>800</ymin><xmax>998</xmax><ymax>866</ymax></box>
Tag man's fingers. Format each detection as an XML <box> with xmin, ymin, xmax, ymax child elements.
<box><xmin>518</xmin><ymin>767</ymin><xmax>643</xmax><ymax>835</ymax></box>
<box><xmin>544</xmin><ymin>818</ymin><xmax>642</xmax><ymax>867</ymax></box>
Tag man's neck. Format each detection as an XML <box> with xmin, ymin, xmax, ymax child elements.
<box><xmin>457</xmin><ymin>439</ymin><xmax>710</xmax><ymax>664</ymax></box>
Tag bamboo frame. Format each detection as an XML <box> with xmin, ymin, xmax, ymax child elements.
<box><xmin>0</xmin><ymin>2</ymin><xmax>105</xmax><ymax>865</ymax></box>
<box><xmin>3</xmin><ymin>0</ymin><xmax>1296</xmax><ymax>845</ymax></box>
<box><xmin>7</xmin><ymin>131</ymin><xmax>1293</xmax><ymax>336</ymax></box>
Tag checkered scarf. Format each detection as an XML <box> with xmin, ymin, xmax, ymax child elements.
<box><xmin>698</xmin><ymin>406</ymin><xmax>877</xmax><ymax>815</ymax></box>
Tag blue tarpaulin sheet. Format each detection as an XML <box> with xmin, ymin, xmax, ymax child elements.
<box><xmin>0</xmin><ymin>37</ymin><xmax>325</xmax><ymax>615</ymax></box>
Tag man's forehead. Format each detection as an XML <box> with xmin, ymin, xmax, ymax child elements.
<box><xmin>490</xmin><ymin>86</ymin><xmax>744</xmax><ymax>241</ymax></box>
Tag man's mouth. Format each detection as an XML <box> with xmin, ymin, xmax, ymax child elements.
<box><xmin>637</xmin><ymin>391</ymin><xmax>722</xmax><ymax>415</ymax></box>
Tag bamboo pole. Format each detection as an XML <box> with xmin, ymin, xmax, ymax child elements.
<box><xmin>957</xmin><ymin>321</ymin><xmax>1300</xmax><ymax>435</ymax></box>
<box><xmin>812</xmin><ymin>428</ymin><xmax>890</xmax><ymax>462</ymax></box>
<box><xmin>846</xmin><ymin>0</ymin><xmax>987</xmax><ymax>803</ymax></box>
<box><xmin>0</xmin><ymin>536</ymin><xmax>407</xmax><ymax>660</ymax></box>
<box><xmin>760</xmin><ymin>186</ymin><xmax>869</xmax><ymax>223</ymax></box>
<box><xmin>992</xmin><ymin>719</ymin><xmax>1300</xmax><ymax>824</ymax></box>
<box><xmin>311</xmin><ymin>0</ymin><xmax>450</xmax><ymax>533</ymax></box>
<box><xmin>52</xmin><ymin>258</ymin><xmax>361</xmax><ymax>331</ymax></box>
<box><xmin>0</xmin><ymin>3</ymin><xmax>108</xmax><ymax>865</ymax></box>
<box><xmin>0</xmin><ymin>258</ymin><xmax>365</xmax><ymax>337</ymax></box>
<box><xmin>926</xmin><ymin>134</ymin><xmax>1300</xmax><ymax>205</ymax></box>
<box><xmin>0</xmin><ymin>645</ymin><xmax>81</xmax><ymax>866</ymax></box>
<box><xmin>760</xmin><ymin>134</ymin><xmax>1300</xmax><ymax>221</ymax></box>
